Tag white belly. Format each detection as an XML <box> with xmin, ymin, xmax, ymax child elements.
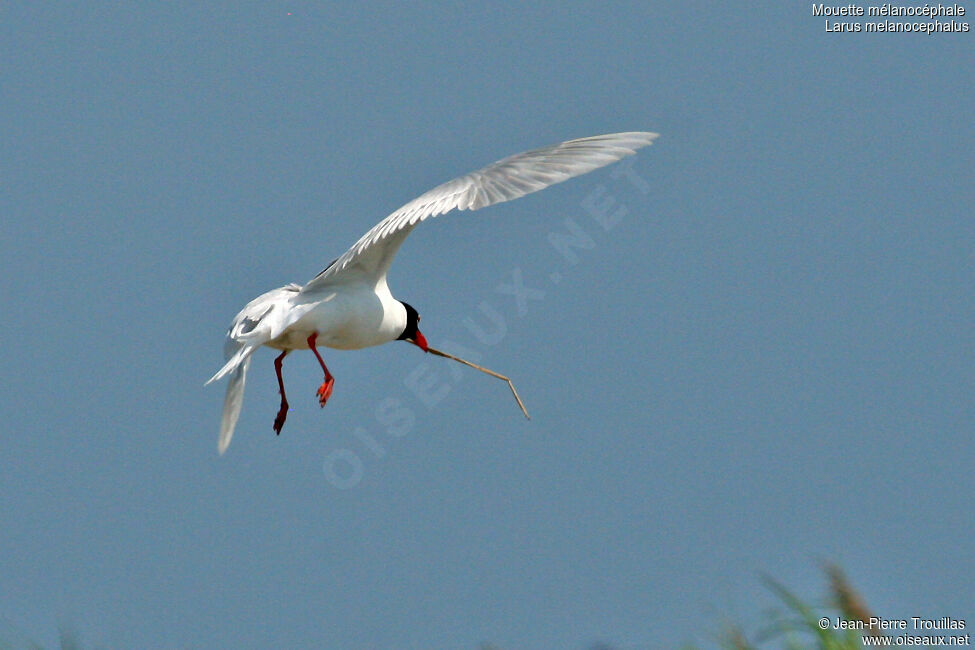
<box><xmin>267</xmin><ymin>282</ymin><xmax>407</xmax><ymax>351</ymax></box>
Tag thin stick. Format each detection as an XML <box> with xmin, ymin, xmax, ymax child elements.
<box><xmin>426</xmin><ymin>346</ymin><xmax>530</xmax><ymax>419</ymax></box>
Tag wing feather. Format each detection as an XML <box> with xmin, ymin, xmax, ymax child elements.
<box><xmin>217</xmin><ymin>357</ymin><xmax>250</xmax><ymax>455</ymax></box>
<box><xmin>303</xmin><ymin>131</ymin><xmax>658</xmax><ymax>290</ymax></box>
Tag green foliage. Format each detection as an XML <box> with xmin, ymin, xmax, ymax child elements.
<box><xmin>5</xmin><ymin>566</ymin><xmax>933</xmax><ymax>650</ymax></box>
<box><xmin>688</xmin><ymin>565</ymin><xmax>931</xmax><ymax>650</ymax></box>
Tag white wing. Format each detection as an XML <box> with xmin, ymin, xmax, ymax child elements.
<box><xmin>206</xmin><ymin>283</ymin><xmax>315</xmax><ymax>454</ymax></box>
<box><xmin>217</xmin><ymin>356</ymin><xmax>250</xmax><ymax>455</ymax></box>
<box><xmin>303</xmin><ymin>131</ymin><xmax>658</xmax><ymax>290</ymax></box>
<box><xmin>205</xmin><ymin>284</ymin><xmax>306</xmax><ymax>386</ymax></box>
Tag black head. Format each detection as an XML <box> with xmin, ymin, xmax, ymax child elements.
<box><xmin>397</xmin><ymin>302</ymin><xmax>428</xmax><ymax>351</ymax></box>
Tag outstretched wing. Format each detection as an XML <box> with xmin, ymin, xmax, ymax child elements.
<box><xmin>303</xmin><ymin>131</ymin><xmax>658</xmax><ymax>291</ymax></box>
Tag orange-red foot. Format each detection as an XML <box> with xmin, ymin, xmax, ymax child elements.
<box><xmin>316</xmin><ymin>377</ymin><xmax>334</xmax><ymax>407</ymax></box>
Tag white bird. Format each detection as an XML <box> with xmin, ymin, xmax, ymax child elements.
<box><xmin>207</xmin><ymin>131</ymin><xmax>659</xmax><ymax>453</ymax></box>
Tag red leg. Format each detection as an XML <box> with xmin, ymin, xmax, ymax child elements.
<box><xmin>273</xmin><ymin>351</ymin><xmax>289</xmax><ymax>435</ymax></box>
<box><xmin>306</xmin><ymin>333</ymin><xmax>335</xmax><ymax>407</ymax></box>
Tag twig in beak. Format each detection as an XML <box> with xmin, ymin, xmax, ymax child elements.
<box><xmin>425</xmin><ymin>346</ymin><xmax>530</xmax><ymax>420</ymax></box>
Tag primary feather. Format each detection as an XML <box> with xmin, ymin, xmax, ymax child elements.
<box><xmin>304</xmin><ymin>132</ymin><xmax>658</xmax><ymax>290</ymax></box>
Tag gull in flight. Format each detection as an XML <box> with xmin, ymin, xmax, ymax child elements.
<box><xmin>207</xmin><ymin>131</ymin><xmax>659</xmax><ymax>453</ymax></box>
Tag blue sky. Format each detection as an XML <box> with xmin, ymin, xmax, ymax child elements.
<box><xmin>1</xmin><ymin>3</ymin><xmax>972</xmax><ymax>649</ymax></box>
